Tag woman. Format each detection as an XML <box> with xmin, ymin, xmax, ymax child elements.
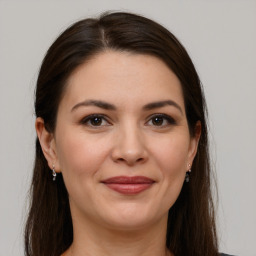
<box><xmin>25</xmin><ymin>12</ymin><xmax>233</xmax><ymax>256</ymax></box>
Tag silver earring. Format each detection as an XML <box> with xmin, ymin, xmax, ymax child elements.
<box><xmin>52</xmin><ymin>165</ymin><xmax>57</xmax><ymax>181</ymax></box>
<box><xmin>185</xmin><ymin>172</ymin><xmax>190</xmax><ymax>182</ymax></box>
<box><xmin>185</xmin><ymin>164</ymin><xmax>192</xmax><ymax>183</ymax></box>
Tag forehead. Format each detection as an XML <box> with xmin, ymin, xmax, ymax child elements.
<box><xmin>62</xmin><ymin>50</ymin><xmax>185</xmax><ymax>110</ymax></box>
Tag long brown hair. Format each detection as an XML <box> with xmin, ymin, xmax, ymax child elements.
<box><xmin>25</xmin><ymin>12</ymin><xmax>218</xmax><ymax>256</ymax></box>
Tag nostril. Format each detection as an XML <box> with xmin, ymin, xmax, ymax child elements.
<box><xmin>115</xmin><ymin>156</ymin><xmax>145</xmax><ymax>166</ymax></box>
<box><xmin>111</xmin><ymin>140</ymin><xmax>148</xmax><ymax>165</ymax></box>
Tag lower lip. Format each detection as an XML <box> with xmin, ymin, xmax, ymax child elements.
<box><xmin>104</xmin><ymin>183</ymin><xmax>153</xmax><ymax>195</ymax></box>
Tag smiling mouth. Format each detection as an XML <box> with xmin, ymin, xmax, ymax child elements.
<box><xmin>101</xmin><ymin>176</ymin><xmax>155</xmax><ymax>195</ymax></box>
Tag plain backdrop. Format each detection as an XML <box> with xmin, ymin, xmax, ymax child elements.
<box><xmin>0</xmin><ymin>1</ymin><xmax>255</xmax><ymax>256</ymax></box>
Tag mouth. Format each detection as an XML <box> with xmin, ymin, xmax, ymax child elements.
<box><xmin>101</xmin><ymin>176</ymin><xmax>155</xmax><ymax>195</ymax></box>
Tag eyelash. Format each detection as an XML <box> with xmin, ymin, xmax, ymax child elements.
<box><xmin>146</xmin><ymin>114</ymin><xmax>176</xmax><ymax>127</ymax></box>
<box><xmin>80</xmin><ymin>114</ymin><xmax>176</xmax><ymax>128</ymax></box>
<box><xmin>80</xmin><ymin>114</ymin><xmax>110</xmax><ymax>127</ymax></box>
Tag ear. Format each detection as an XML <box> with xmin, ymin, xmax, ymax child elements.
<box><xmin>187</xmin><ymin>121</ymin><xmax>201</xmax><ymax>170</ymax></box>
<box><xmin>35</xmin><ymin>117</ymin><xmax>60</xmax><ymax>172</ymax></box>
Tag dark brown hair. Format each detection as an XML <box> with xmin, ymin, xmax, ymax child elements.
<box><xmin>25</xmin><ymin>11</ymin><xmax>218</xmax><ymax>256</ymax></box>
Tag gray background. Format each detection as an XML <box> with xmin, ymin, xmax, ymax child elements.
<box><xmin>0</xmin><ymin>1</ymin><xmax>255</xmax><ymax>255</ymax></box>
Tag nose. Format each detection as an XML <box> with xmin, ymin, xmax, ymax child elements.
<box><xmin>111</xmin><ymin>124</ymin><xmax>148</xmax><ymax>166</ymax></box>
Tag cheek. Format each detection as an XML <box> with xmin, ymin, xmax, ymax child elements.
<box><xmin>144</xmin><ymin>133</ymin><xmax>191</xmax><ymax>213</ymax></box>
<box><xmin>151</xmin><ymin>133</ymin><xmax>190</xmax><ymax>177</ymax></box>
<box><xmin>56</xmin><ymin>131</ymin><xmax>109</xmax><ymax>179</ymax></box>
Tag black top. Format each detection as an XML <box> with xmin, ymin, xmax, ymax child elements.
<box><xmin>220</xmin><ymin>254</ymin><xmax>235</xmax><ymax>256</ymax></box>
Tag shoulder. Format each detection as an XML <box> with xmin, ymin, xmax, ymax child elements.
<box><xmin>220</xmin><ymin>253</ymin><xmax>236</xmax><ymax>256</ymax></box>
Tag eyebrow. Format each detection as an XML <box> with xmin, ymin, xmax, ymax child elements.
<box><xmin>71</xmin><ymin>99</ymin><xmax>183</xmax><ymax>114</ymax></box>
<box><xmin>142</xmin><ymin>100</ymin><xmax>183</xmax><ymax>114</ymax></box>
<box><xmin>71</xmin><ymin>100</ymin><xmax>116</xmax><ymax>112</ymax></box>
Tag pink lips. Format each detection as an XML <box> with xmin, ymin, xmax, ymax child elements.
<box><xmin>101</xmin><ymin>176</ymin><xmax>155</xmax><ymax>195</ymax></box>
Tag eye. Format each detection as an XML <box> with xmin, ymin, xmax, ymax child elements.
<box><xmin>80</xmin><ymin>114</ymin><xmax>110</xmax><ymax>127</ymax></box>
<box><xmin>146</xmin><ymin>114</ymin><xmax>176</xmax><ymax>127</ymax></box>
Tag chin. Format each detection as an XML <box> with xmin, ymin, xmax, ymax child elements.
<box><xmin>98</xmin><ymin>203</ymin><xmax>167</xmax><ymax>231</ymax></box>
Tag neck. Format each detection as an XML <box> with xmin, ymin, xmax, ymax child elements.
<box><xmin>64</xmin><ymin>213</ymin><xmax>172</xmax><ymax>256</ymax></box>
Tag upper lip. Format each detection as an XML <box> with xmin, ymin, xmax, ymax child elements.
<box><xmin>101</xmin><ymin>176</ymin><xmax>155</xmax><ymax>184</ymax></box>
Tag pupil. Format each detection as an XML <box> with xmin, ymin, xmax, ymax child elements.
<box><xmin>91</xmin><ymin>117</ymin><xmax>102</xmax><ymax>126</ymax></box>
<box><xmin>153</xmin><ymin>117</ymin><xmax>163</xmax><ymax>125</ymax></box>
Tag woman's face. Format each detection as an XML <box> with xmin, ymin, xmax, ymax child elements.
<box><xmin>42</xmin><ymin>51</ymin><xmax>200</xmax><ymax>230</ymax></box>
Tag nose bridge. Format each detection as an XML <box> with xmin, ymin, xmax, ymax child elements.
<box><xmin>111</xmin><ymin>119</ymin><xmax>147</xmax><ymax>165</ymax></box>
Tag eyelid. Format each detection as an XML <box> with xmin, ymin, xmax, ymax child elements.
<box><xmin>146</xmin><ymin>113</ymin><xmax>176</xmax><ymax>126</ymax></box>
<box><xmin>79</xmin><ymin>113</ymin><xmax>176</xmax><ymax>128</ymax></box>
<box><xmin>80</xmin><ymin>114</ymin><xmax>111</xmax><ymax>127</ymax></box>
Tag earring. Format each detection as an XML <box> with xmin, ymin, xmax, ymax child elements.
<box><xmin>185</xmin><ymin>164</ymin><xmax>192</xmax><ymax>183</ymax></box>
<box><xmin>185</xmin><ymin>172</ymin><xmax>190</xmax><ymax>182</ymax></box>
<box><xmin>52</xmin><ymin>164</ymin><xmax>57</xmax><ymax>181</ymax></box>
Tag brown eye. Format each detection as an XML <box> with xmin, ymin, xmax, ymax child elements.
<box><xmin>147</xmin><ymin>114</ymin><xmax>176</xmax><ymax>127</ymax></box>
<box><xmin>90</xmin><ymin>117</ymin><xmax>103</xmax><ymax>126</ymax></box>
<box><xmin>81</xmin><ymin>114</ymin><xmax>110</xmax><ymax>127</ymax></box>
<box><xmin>152</xmin><ymin>116</ymin><xmax>164</xmax><ymax>126</ymax></box>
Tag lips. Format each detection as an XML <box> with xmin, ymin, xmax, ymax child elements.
<box><xmin>101</xmin><ymin>176</ymin><xmax>155</xmax><ymax>195</ymax></box>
